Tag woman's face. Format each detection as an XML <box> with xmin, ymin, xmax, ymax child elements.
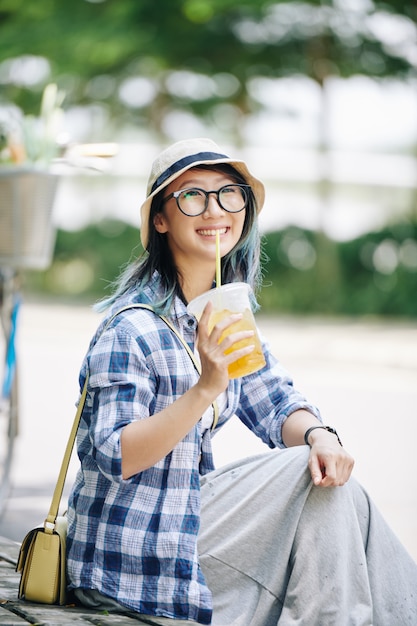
<box><xmin>153</xmin><ymin>167</ymin><xmax>246</xmax><ymax>271</ymax></box>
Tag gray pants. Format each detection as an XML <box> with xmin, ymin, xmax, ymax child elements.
<box><xmin>199</xmin><ymin>446</ymin><xmax>417</xmax><ymax>625</ymax></box>
<box><xmin>73</xmin><ymin>588</ymin><xmax>198</xmax><ymax>624</ymax></box>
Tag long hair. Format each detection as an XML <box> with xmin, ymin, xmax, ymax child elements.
<box><xmin>96</xmin><ymin>164</ymin><xmax>263</xmax><ymax>315</ymax></box>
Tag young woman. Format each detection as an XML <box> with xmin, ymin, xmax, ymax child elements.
<box><xmin>66</xmin><ymin>138</ymin><xmax>417</xmax><ymax>625</ymax></box>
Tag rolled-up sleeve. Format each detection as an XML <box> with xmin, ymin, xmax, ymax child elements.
<box><xmin>86</xmin><ymin>327</ymin><xmax>155</xmax><ymax>482</ymax></box>
<box><xmin>236</xmin><ymin>339</ymin><xmax>321</xmax><ymax>448</ymax></box>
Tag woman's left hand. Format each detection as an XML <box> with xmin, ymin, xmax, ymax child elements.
<box><xmin>307</xmin><ymin>430</ymin><xmax>354</xmax><ymax>487</ymax></box>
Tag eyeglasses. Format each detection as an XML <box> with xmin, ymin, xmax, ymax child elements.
<box><xmin>164</xmin><ymin>184</ymin><xmax>250</xmax><ymax>217</ymax></box>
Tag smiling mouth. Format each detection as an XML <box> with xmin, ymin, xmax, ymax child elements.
<box><xmin>197</xmin><ymin>227</ymin><xmax>228</xmax><ymax>236</ymax></box>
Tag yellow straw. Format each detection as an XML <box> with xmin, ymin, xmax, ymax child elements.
<box><xmin>215</xmin><ymin>230</ymin><xmax>221</xmax><ymax>288</ymax></box>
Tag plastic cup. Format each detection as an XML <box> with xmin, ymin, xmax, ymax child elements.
<box><xmin>187</xmin><ymin>282</ymin><xmax>266</xmax><ymax>378</ymax></box>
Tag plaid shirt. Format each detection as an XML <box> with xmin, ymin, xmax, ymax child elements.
<box><xmin>66</xmin><ymin>274</ymin><xmax>320</xmax><ymax>623</ymax></box>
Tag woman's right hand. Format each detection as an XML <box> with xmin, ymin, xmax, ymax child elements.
<box><xmin>195</xmin><ymin>302</ymin><xmax>255</xmax><ymax>397</ymax></box>
<box><xmin>121</xmin><ymin>302</ymin><xmax>255</xmax><ymax>477</ymax></box>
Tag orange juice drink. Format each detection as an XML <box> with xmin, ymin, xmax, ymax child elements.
<box><xmin>208</xmin><ymin>308</ymin><xmax>266</xmax><ymax>378</ymax></box>
<box><xmin>187</xmin><ymin>283</ymin><xmax>266</xmax><ymax>378</ymax></box>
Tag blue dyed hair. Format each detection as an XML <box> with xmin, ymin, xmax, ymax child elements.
<box><xmin>96</xmin><ymin>164</ymin><xmax>263</xmax><ymax>315</ymax></box>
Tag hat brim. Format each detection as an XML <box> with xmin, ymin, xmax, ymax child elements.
<box><xmin>139</xmin><ymin>157</ymin><xmax>265</xmax><ymax>249</ymax></box>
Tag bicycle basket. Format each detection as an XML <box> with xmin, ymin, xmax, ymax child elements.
<box><xmin>0</xmin><ymin>168</ymin><xmax>59</xmax><ymax>270</ymax></box>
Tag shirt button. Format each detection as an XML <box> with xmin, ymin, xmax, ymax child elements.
<box><xmin>187</xmin><ymin>317</ymin><xmax>195</xmax><ymax>327</ymax></box>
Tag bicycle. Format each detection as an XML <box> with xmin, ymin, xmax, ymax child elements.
<box><xmin>0</xmin><ymin>166</ymin><xmax>59</xmax><ymax>515</ymax></box>
<box><xmin>0</xmin><ymin>148</ymin><xmax>116</xmax><ymax>514</ymax></box>
<box><xmin>0</xmin><ymin>267</ymin><xmax>20</xmax><ymax>511</ymax></box>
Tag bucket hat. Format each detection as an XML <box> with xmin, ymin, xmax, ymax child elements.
<box><xmin>139</xmin><ymin>137</ymin><xmax>265</xmax><ymax>249</ymax></box>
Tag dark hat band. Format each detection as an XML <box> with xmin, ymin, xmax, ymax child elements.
<box><xmin>150</xmin><ymin>150</ymin><xmax>229</xmax><ymax>195</ymax></box>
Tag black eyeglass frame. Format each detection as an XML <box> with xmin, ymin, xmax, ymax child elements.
<box><xmin>163</xmin><ymin>184</ymin><xmax>251</xmax><ymax>217</ymax></box>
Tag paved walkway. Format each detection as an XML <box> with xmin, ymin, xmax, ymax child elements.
<box><xmin>1</xmin><ymin>301</ymin><xmax>416</xmax><ymax>567</ymax></box>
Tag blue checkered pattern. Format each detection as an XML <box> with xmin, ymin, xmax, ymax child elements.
<box><xmin>66</xmin><ymin>274</ymin><xmax>320</xmax><ymax>622</ymax></box>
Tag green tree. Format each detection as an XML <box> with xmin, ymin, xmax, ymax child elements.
<box><xmin>0</xmin><ymin>0</ymin><xmax>415</xmax><ymax>138</ymax></box>
<box><xmin>2</xmin><ymin>0</ymin><xmax>415</xmax><ymax>301</ymax></box>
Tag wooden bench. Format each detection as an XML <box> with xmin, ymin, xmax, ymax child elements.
<box><xmin>0</xmin><ymin>535</ymin><xmax>161</xmax><ymax>625</ymax></box>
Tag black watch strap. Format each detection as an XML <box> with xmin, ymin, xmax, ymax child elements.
<box><xmin>304</xmin><ymin>425</ymin><xmax>343</xmax><ymax>447</ymax></box>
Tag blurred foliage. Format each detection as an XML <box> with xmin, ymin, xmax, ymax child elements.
<box><xmin>23</xmin><ymin>218</ymin><xmax>417</xmax><ymax>318</ymax></box>
<box><xmin>0</xmin><ymin>0</ymin><xmax>416</xmax><ymax>140</ymax></box>
<box><xmin>260</xmin><ymin>220</ymin><xmax>417</xmax><ymax>316</ymax></box>
<box><xmin>24</xmin><ymin>219</ymin><xmax>143</xmax><ymax>300</ymax></box>
<box><xmin>2</xmin><ymin>1</ymin><xmax>416</xmax><ymax>320</ymax></box>
<box><xmin>0</xmin><ymin>82</ymin><xmax>65</xmax><ymax>165</ymax></box>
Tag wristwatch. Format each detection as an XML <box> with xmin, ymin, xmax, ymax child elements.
<box><xmin>304</xmin><ymin>425</ymin><xmax>343</xmax><ymax>447</ymax></box>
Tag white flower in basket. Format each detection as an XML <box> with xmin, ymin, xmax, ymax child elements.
<box><xmin>0</xmin><ymin>83</ymin><xmax>65</xmax><ymax>270</ymax></box>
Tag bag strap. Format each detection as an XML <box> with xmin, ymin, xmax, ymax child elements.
<box><xmin>44</xmin><ymin>374</ymin><xmax>88</xmax><ymax>531</ymax></box>
<box><xmin>104</xmin><ymin>304</ymin><xmax>219</xmax><ymax>429</ymax></box>
<box><xmin>45</xmin><ymin>303</ymin><xmax>219</xmax><ymax>530</ymax></box>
